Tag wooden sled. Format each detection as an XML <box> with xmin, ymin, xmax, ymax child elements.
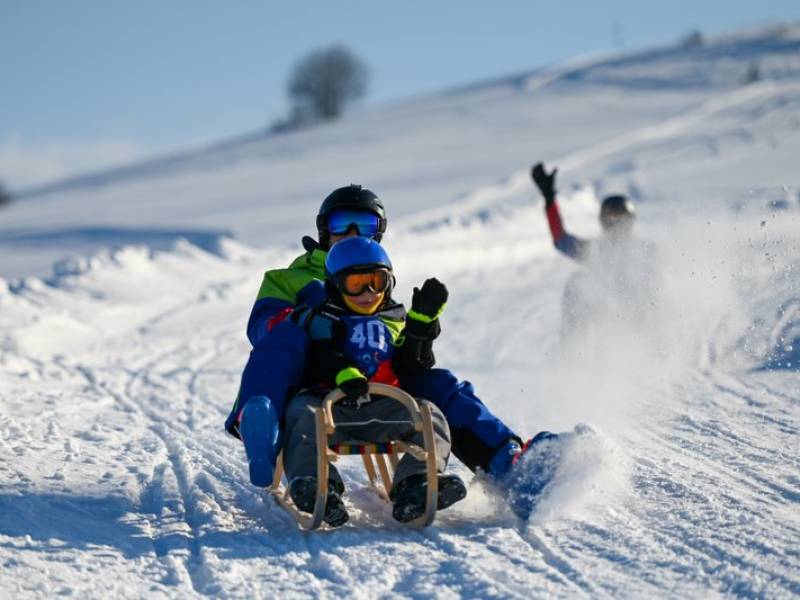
<box><xmin>269</xmin><ymin>383</ymin><xmax>439</xmax><ymax>531</ymax></box>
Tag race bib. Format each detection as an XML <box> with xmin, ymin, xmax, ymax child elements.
<box><xmin>341</xmin><ymin>315</ymin><xmax>395</xmax><ymax>378</ymax></box>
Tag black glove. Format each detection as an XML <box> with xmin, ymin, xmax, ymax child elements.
<box><xmin>337</xmin><ymin>370</ymin><xmax>370</xmax><ymax>403</ymax></box>
<box><xmin>403</xmin><ymin>316</ymin><xmax>441</xmax><ymax>341</ymax></box>
<box><xmin>393</xmin><ymin>335</ymin><xmax>436</xmax><ymax>375</ymax></box>
<box><xmin>410</xmin><ymin>278</ymin><xmax>448</xmax><ymax>321</ymax></box>
<box><xmin>305</xmin><ymin>307</ymin><xmax>349</xmax><ymax>386</ymax></box>
<box><xmin>531</xmin><ymin>162</ymin><xmax>557</xmax><ymax>206</ymax></box>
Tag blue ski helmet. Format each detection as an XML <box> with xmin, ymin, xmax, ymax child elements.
<box><xmin>325</xmin><ymin>236</ymin><xmax>392</xmax><ymax>277</ymax></box>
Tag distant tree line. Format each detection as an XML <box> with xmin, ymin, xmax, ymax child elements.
<box><xmin>677</xmin><ymin>29</ymin><xmax>763</xmax><ymax>85</ymax></box>
<box><xmin>272</xmin><ymin>44</ymin><xmax>369</xmax><ymax>133</ymax></box>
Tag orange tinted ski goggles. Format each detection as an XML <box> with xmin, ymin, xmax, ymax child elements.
<box><xmin>336</xmin><ymin>268</ymin><xmax>392</xmax><ymax>296</ymax></box>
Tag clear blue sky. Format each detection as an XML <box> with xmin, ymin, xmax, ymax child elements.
<box><xmin>1</xmin><ymin>1</ymin><xmax>799</xmax><ymax>188</ymax></box>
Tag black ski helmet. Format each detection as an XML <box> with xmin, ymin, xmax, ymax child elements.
<box><xmin>599</xmin><ymin>194</ymin><xmax>635</xmax><ymax>230</ymax></box>
<box><xmin>316</xmin><ymin>184</ymin><xmax>387</xmax><ymax>249</ymax></box>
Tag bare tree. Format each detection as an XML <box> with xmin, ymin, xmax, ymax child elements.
<box><xmin>287</xmin><ymin>45</ymin><xmax>369</xmax><ymax>126</ymax></box>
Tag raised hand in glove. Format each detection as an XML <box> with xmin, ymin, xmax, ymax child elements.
<box><xmin>410</xmin><ymin>278</ymin><xmax>448</xmax><ymax>322</ymax></box>
<box><xmin>531</xmin><ymin>163</ymin><xmax>558</xmax><ymax>206</ymax></box>
<box><xmin>397</xmin><ymin>279</ymin><xmax>446</xmax><ymax>376</ymax></box>
<box><xmin>336</xmin><ymin>368</ymin><xmax>370</xmax><ymax>403</ymax></box>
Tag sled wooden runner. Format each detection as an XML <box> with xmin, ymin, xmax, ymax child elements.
<box><xmin>269</xmin><ymin>383</ymin><xmax>439</xmax><ymax>531</ymax></box>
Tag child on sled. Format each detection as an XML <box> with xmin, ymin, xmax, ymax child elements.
<box><xmin>281</xmin><ymin>236</ymin><xmax>467</xmax><ymax>527</ymax></box>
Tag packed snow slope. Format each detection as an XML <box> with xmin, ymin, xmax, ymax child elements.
<box><xmin>1</xmin><ymin>24</ymin><xmax>799</xmax><ymax>599</ymax></box>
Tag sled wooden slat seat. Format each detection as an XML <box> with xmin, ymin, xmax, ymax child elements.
<box><xmin>330</xmin><ymin>442</ymin><xmax>396</xmax><ymax>455</ymax></box>
<box><xmin>269</xmin><ymin>383</ymin><xmax>438</xmax><ymax>531</ymax></box>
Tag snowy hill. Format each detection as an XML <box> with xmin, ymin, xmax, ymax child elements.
<box><xmin>1</xmin><ymin>24</ymin><xmax>799</xmax><ymax>598</ymax></box>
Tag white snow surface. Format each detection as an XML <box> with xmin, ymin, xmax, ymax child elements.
<box><xmin>1</xmin><ymin>25</ymin><xmax>799</xmax><ymax>599</ymax></box>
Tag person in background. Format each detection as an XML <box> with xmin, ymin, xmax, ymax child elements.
<box><xmin>531</xmin><ymin>162</ymin><xmax>658</xmax><ymax>338</ymax></box>
<box><xmin>532</xmin><ymin>162</ymin><xmax>637</xmax><ymax>263</ymax></box>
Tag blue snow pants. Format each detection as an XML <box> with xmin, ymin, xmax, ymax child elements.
<box><xmin>224</xmin><ymin>319</ymin><xmax>308</xmax><ymax>438</ymax></box>
<box><xmin>401</xmin><ymin>369</ymin><xmax>519</xmax><ymax>472</ymax></box>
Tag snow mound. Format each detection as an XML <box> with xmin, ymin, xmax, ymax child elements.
<box><xmin>0</xmin><ymin>237</ymin><xmax>279</xmax><ymax>357</ymax></box>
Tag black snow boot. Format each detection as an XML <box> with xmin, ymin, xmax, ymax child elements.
<box><xmin>391</xmin><ymin>473</ymin><xmax>467</xmax><ymax>523</ymax></box>
<box><xmin>289</xmin><ymin>477</ymin><xmax>349</xmax><ymax>527</ymax></box>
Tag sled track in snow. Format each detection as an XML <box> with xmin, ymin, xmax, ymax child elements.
<box><xmin>37</xmin><ymin>270</ymin><xmax>256</xmax><ymax>600</ymax></box>
<box><xmin>67</xmin><ymin>352</ymin><xmax>215</xmax><ymax>595</ymax></box>
<box><xmin>120</xmin><ymin>332</ymin><xmax>253</xmax><ymax>596</ymax></box>
<box><xmin>520</xmin><ymin>527</ymin><xmax>597</xmax><ymax>594</ymax></box>
<box><xmin>618</xmin><ymin>363</ymin><xmax>800</xmax><ymax>596</ymax></box>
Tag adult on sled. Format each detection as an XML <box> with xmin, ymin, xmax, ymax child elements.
<box><xmin>282</xmin><ymin>236</ymin><xmax>466</xmax><ymax>527</ymax></box>
<box><xmin>225</xmin><ymin>184</ymin><xmax>553</xmax><ymax>516</ymax></box>
<box><xmin>531</xmin><ymin>163</ymin><xmax>659</xmax><ymax>336</ymax></box>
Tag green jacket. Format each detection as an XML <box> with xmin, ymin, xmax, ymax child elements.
<box><xmin>246</xmin><ymin>245</ymin><xmax>327</xmax><ymax>344</ymax></box>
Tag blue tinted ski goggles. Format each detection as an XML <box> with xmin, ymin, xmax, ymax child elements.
<box><xmin>325</xmin><ymin>209</ymin><xmax>382</xmax><ymax>237</ymax></box>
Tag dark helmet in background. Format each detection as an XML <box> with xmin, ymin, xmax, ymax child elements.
<box><xmin>316</xmin><ymin>184</ymin><xmax>387</xmax><ymax>249</ymax></box>
<box><xmin>599</xmin><ymin>194</ymin><xmax>635</xmax><ymax>232</ymax></box>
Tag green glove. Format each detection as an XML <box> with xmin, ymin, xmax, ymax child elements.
<box><xmin>336</xmin><ymin>367</ymin><xmax>369</xmax><ymax>402</ymax></box>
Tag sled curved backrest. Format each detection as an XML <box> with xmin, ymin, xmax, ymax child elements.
<box><xmin>323</xmin><ymin>383</ymin><xmax>425</xmax><ymax>434</ymax></box>
<box><xmin>270</xmin><ymin>383</ymin><xmax>439</xmax><ymax>531</ymax></box>
<box><xmin>325</xmin><ymin>383</ymin><xmax>434</xmax><ymax>504</ymax></box>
